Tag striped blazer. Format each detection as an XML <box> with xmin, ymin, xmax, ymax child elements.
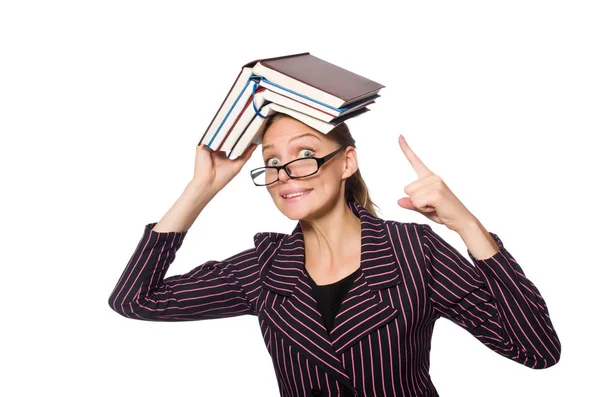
<box><xmin>108</xmin><ymin>200</ymin><xmax>561</xmax><ymax>396</ymax></box>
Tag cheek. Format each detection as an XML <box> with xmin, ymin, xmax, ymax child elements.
<box><xmin>310</xmin><ymin>168</ymin><xmax>342</xmax><ymax>191</ymax></box>
<box><xmin>320</xmin><ymin>162</ymin><xmax>345</xmax><ymax>180</ymax></box>
<box><xmin>267</xmin><ymin>186</ymin><xmax>283</xmax><ymax>201</ymax></box>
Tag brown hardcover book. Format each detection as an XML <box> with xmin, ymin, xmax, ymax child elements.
<box><xmin>199</xmin><ymin>52</ymin><xmax>310</xmax><ymax>147</ymax></box>
<box><xmin>199</xmin><ymin>52</ymin><xmax>384</xmax><ymax>151</ymax></box>
<box><xmin>253</xmin><ymin>53</ymin><xmax>385</xmax><ymax>108</ymax></box>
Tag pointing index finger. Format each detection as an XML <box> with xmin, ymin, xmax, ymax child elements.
<box><xmin>399</xmin><ymin>134</ymin><xmax>433</xmax><ymax>178</ymax></box>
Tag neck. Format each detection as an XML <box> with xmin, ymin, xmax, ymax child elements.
<box><xmin>300</xmin><ymin>200</ymin><xmax>361</xmax><ymax>273</ymax></box>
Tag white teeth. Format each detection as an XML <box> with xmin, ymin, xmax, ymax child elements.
<box><xmin>283</xmin><ymin>190</ymin><xmax>311</xmax><ymax>199</ymax></box>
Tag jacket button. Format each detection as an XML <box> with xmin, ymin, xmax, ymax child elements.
<box><xmin>311</xmin><ymin>387</ymin><xmax>322</xmax><ymax>396</ymax></box>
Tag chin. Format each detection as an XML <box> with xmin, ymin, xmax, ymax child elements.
<box><xmin>279</xmin><ymin>203</ymin><xmax>313</xmax><ymax>221</ymax></box>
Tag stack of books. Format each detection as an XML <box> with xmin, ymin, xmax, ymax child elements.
<box><xmin>198</xmin><ymin>52</ymin><xmax>385</xmax><ymax>159</ymax></box>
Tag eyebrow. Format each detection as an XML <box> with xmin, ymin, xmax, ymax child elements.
<box><xmin>262</xmin><ymin>133</ymin><xmax>321</xmax><ymax>152</ymax></box>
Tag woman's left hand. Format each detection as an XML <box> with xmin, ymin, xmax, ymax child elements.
<box><xmin>396</xmin><ymin>134</ymin><xmax>477</xmax><ymax>233</ymax></box>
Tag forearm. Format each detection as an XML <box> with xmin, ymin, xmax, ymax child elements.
<box><xmin>110</xmin><ymin>216</ymin><xmax>261</xmax><ymax>321</ymax></box>
<box><xmin>455</xmin><ymin>217</ymin><xmax>500</xmax><ymax>260</ymax></box>
<box><xmin>422</xmin><ymin>223</ymin><xmax>561</xmax><ymax>368</ymax></box>
<box><xmin>466</xmin><ymin>230</ymin><xmax>562</xmax><ymax>367</ymax></box>
<box><xmin>109</xmin><ymin>223</ymin><xmax>185</xmax><ymax>318</ymax></box>
<box><xmin>152</xmin><ymin>181</ymin><xmax>218</xmax><ymax>233</ymax></box>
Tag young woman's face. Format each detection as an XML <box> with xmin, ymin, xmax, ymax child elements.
<box><xmin>261</xmin><ymin>116</ymin><xmax>355</xmax><ymax>220</ymax></box>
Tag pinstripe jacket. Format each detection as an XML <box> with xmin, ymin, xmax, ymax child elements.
<box><xmin>108</xmin><ymin>200</ymin><xmax>561</xmax><ymax>397</ymax></box>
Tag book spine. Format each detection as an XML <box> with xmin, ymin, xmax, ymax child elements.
<box><xmin>199</xmin><ymin>68</ymin><xmax>244</xmax><ymax>146</ymax></box>
<box><xmin>206</xmin><ymin>77</ymin><xmax>255</xmax><ymax>149</ymax></box>
<box><xmin>218</xmin><ymin>86</ymin><xmax>267</xmax><ymax>152</ymax></box>
<box><xmin>228</xmin><ymin>105</ymin><xmax>274</xmax><ymax>159</ymax></box>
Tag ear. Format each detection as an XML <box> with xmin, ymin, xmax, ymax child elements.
<box><xmin>341</xmin><ymin>146</ymin><xmax>358</xmax><ymax>180</ymax></box>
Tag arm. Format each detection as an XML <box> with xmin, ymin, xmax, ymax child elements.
<box><xmin>418</xmin><ymin>223</ymin><xmax>561</xmax><ymax>369</ymax></box>
<box><xmin>108</xmin><ymin>180</ymin><xmax>263</xmax><ymax>321</ymax></box>
<box><xmin>108</xmin><ymin>222</ymin><xmax>263</xmax><ymax>320</ymax></box>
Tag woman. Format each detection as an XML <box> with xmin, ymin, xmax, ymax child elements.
<box><xmin>108</xmin><ymin>113</ymin><xmax>561</xmax><ymax>396</ymax></box>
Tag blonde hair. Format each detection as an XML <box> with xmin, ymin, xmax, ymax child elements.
<box><xmin>262</xmin><ymin>113</ymin><xmax>380</xmax><ymax>217</ymax></box>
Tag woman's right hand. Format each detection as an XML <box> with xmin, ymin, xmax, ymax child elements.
<box><xmin>192</xmin><ymin>143</ymin><xmax>259</xmax><ymax>193</ymax></box>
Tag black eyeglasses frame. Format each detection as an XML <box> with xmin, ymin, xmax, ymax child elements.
<box><xmin>250</xmin><ymin>144</ymin><xmax>349</xmax><ymax>186</ymax></box>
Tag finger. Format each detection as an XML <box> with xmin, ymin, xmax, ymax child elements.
<box><xmin>408</xmin><ymin>188</ymin><xmax>438</xmax><ymax>213</ymax></box>
<box><xmin>403</xmin><ymin>174</ymin><xmax>442</xmax><ymax>196</ymax></box>
<box><xmin>398</xmin><ymin>134</ymin><xmax>433</xmax><ymax>179</ymax></box>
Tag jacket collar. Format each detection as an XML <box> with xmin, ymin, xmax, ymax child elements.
<box><xmin>254</xmin><ymin>200</ymin><xmax>403</xmax><ymax>391</ymax></box>
<box><xmin>258</xmin><ymin>200</ymin><xmax>403</xmax><ymax>294</ymax></box>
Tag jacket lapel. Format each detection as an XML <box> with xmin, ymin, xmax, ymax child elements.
<box><xmin>328</xmin><ymin>202</ymin><xmax>403</xmax><ymax>355</ymax></box>
<box><xmin>257</xmin><ymin>201</ymin><xmax>403</xmax><ymax>390</ymax></box>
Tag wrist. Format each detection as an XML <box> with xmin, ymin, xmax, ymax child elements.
<box><xmin>454</xmin><ymin>216</ymin><xmax>480</xmax><ymax>235</ymax></box>
<box><xmin>456</xmin><ymin>218</ymin><xmax>500</xmax><ymax>260</ymax></box>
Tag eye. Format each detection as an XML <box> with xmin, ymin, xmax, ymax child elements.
<box><xmin>266</xmin><ymin>147</ymin><xmax>315</xmax><ymax>166</ymax></box>
<box><xmin>299</xmin><ymin>148</ymin><xmax>315</xmax><ymax>158</ymax></box>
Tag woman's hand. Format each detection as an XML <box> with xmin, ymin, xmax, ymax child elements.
<box><xmin>192</xmin><ymin>143</ymin><xmax>258</xmax><ymax>193</ymax></box>
<box><xmin>396</xmin><ymin>134</ymin><xmax>477</xmax><ymax>233</ymax></box>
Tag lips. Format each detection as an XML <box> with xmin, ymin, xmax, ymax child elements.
<box><xmin>280</xmin><ymin>188</ymin><xmax>313</xmax><ymax>198</ymax></box>
<box><xmin>281</xmin><ymin>189</ymin><xmax>313</xmax><ymax>199</ymax></box>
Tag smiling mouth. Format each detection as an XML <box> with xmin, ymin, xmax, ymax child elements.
<box><xmin>281</xmin><ymin>189</ymin><xmax>313</xmax><ymax>200</ymax></box>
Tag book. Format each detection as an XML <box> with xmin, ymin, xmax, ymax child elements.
<box><xmin>227</xmin><ymin>103</ymin><xmax>370</xmax><ymax>160</ymax></box>
<box><xmin>251</xmin><ymin>54</ymin><xmax>384</xmax><ymax>108</ymax></box>
<box><xmin>215</xmin><ymin>81</ymin><xmax>377</xmax><ymax>154</ymax></box>
<box><xmin>199</xmin><ymin>52</ymin><xmax>384</xmax><ymax>157</ymax></box>
<box><xmin>202</xmin><ymin>75</ymin><xmax>258</xmax><ymax>151</ymax></box>
<box><xmin>200</xmin><ymin>53</ymin><xmax>309</xmax><ymax>150</ymax></box>
<box><xmin>257</xmin><ymin>77</ymin><xmax>379</xmax><ymax>118</ymax></box>
<box><xmin>215</xmin><ymin>85</ymin><xmax>268</xmax><ymax>153</ymax></box>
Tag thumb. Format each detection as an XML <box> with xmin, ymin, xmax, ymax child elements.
<box><xmin>397</xmin><ymin>197</ymin><xmax>416</xmax><ymax>210</ymax></box>
<box><xmin>397</xmin><ymin>197</ymin><xmax>437</xmax><ymax>219</ymax></box>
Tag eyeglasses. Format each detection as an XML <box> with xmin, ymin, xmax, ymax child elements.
<box><xmin>250</xmin><ymin>145</ymin><xmax>349</xmax><ymax>186</ymax></box>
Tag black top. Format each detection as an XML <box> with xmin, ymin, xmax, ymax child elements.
<box><xmin>307</xmin><ymin>267</ymin><xmax>360</xmax><ymax>333</ymax></box>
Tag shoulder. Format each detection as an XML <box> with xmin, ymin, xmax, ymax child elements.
<box><xmin>253</xmin><ymin>231</ymin><xmax>288</xmax><ymax>247</ymax></box>
<box><xmin>379</xmin><ymin>219</ymin><xmax>441</xmax><ymax>255</ymax></box>
<box><xmin>251</xmin><ymin>231</ymin><xmax>289</xmax><ymax>272</ymax></box>
<box><xmin>381</xmin><ymin>218</ymin><xmax>430</xmax><ymax>236</ymax></box>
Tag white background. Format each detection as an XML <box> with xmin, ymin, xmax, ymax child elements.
<box><xmin>2</xmin><ymin>1</ymin><xmax>598</xmax><ymax>396</ymax></box>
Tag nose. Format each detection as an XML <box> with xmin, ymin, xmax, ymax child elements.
<box><xmin>277</xmin><ymin>166</ymin><xmax>291</xmax><ymax>182</ymax></box>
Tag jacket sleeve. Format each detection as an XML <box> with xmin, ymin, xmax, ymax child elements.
<box><xmin>418</xmin><ymin>223</ymin><xmax>561</xmax><ymax>369</ymax></box>
<box><xmin>108</xmin><ymin>222</ymin><xmax>263</xmax><ymax>321</ymax></box>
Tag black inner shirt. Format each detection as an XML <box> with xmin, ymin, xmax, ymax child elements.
<box><xmin>307</xmin><ymin>267</ymin><xmax>360</xmax><ymax>333</ymax></box>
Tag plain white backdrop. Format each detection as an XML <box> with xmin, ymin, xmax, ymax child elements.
<box><xmin>2</xmin><ymin>1</ymin><xmax>598</xmax><ymax>396</ymax></box>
